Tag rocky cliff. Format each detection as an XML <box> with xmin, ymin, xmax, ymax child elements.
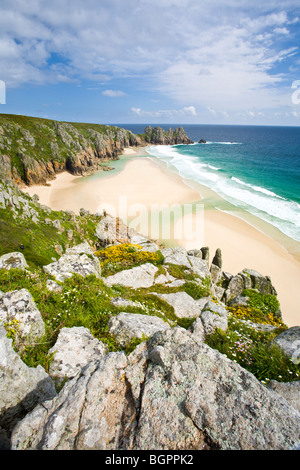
<box><xmin>0</xmin><ymin>114</ymin><xmax>144</xmax><ymax>186</ymax></box>
<box><xmin>143</xmin><ymin>125</ymin><xmax>193</xmax><ymax>145</ymax></box>
<box><xmin>0</xmin><ymin>114</ymin><xmax>193</xmax><ymax>186</ymax></box>
<box><xmin>0</xmin><ymin>180</ymin><xmax>299</xmax><ymax>451</ymax></box>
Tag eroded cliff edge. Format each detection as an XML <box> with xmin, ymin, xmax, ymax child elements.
<box><xmin>0</xmin><ymin>114</ymin><xmax>192</xmax><ymax>186</ymax></box>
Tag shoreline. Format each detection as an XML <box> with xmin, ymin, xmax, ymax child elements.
<box><xmin>22</xmin><ymin>146</ymin><xmax>300</xmax><ymax>327</ymax></box>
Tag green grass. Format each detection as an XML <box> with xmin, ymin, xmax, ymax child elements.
<box><xmin>205</xmin><ymin>316</ymin><xmax>299</xmax><ymax>384</ymax></box>
<box><xmin>242</xmin><ymin>289</ymin><xmax>281</xmax><ymax>315</ymax></box>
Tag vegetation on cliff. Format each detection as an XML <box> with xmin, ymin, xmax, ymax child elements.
<box><xmin>0</xmin><ymin>113</ymin><xmax>143</xmax><ymax>185</ymax></box>
<box><xmin>0</xmin><ymin>114</ymin><xmax>193</xmax><ymax>187</ymax></box>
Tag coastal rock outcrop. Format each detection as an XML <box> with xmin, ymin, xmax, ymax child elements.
<box><xmin>0</xmin><ymin>115</ymin><xmax>193</xmax><ymax>187</ymax></box>
<box><xmin>144</xmin><ymin>126</ymin><xmax>193</xmax><ymax>145</ymax></box>
<box><xmin>0</xmin><ymin>115</ymin><xmax>143</xmax><ymax>186</ymax></box>
<box><xmin>10</xmin><ymin>327</ymin><xmax>300</xmax><ymax>450</ymax></box>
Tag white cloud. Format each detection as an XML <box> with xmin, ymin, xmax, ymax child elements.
<box><xmin>102</xmin><ymin>89</ymin><xmax>126</xmax><ymax>97</ymax></box>
<box><xmin>131</xmin><ymin>106</ymin><xmax>197</xmax><ymax>118</ymax></box>
<box><xmin>273</xmin><ymin>27</ymin><xmax>290</xmax><ymax>35</ymax></box>
<box><xmin>0</xmin><ymin>0</ymin><xmax>299</xmax><ymax>120</ymax></box>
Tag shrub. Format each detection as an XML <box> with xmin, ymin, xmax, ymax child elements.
<box><xmin>95</xmin><ymin>244</ymin><xmax>164</xmax><ymax>276</ymax></box>
<box><xmin>228</xmin><ymin>304</ymin><xmax>285</xmax><ymax>328</ymax></box>
<box><xmin>205</xmin><ymin>318</ymin><xmax>299</xmax><ymax>384</ymax></box>
<box><xmin>242</xmin><ymin>289</ymin><xmax>280</xmax><ymax>315</ymax></box>
<box><xmin>184</xmin><ymin>280</ymin><xmax>210</xmax><ymax>300</ymax></box>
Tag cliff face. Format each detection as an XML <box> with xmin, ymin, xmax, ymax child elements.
<box><xmin>0</xmin><ymin>114</ymin><xmax>193</xmax><ymax>186</ymax></box>
<box><xmin>0</xmin><ymin>115</ymin><xmax>143</xmax><ymax>186</ymax></box>
<box><xmin>143</xmin><ymin>125</ymin><xmax>193</xmax><ymax>145</ymax></box>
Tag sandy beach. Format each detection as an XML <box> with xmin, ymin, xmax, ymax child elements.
<box><xmin>24</xmin><ymin>149</ymin><xmax>300</xmax><ymax>327</ymax></box>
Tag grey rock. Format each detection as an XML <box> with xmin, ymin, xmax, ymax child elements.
<box><xmin>200</xmin><ymin>300</ymin><xmax>228</xmax><ymax>335</ymax></box>
<box><xmin>161</xmin><ymin>247</ymin><xmax>192</xmax><ymax>269</ymax></box>
<box><xmin>211</xmin><ymin>248</ymin><xmax>222</xmax><ymax>269</ymax></box>
<box><xmin>135</xmin><ymin>328</ymin><xmax>300</xmax><ymax>450</ymax></box>
<box><xmin>273</xmin><ymin>327</ymin><xmax>300</xmax><ymax>364</ymax></box>
<box><xmin>225</xmin><ymin>274</ymin><xmax>244</xmax><ymax>303</ymax></box>
<box><xmin>95</xmin><ymin>214</ymin><xmax>135</xmax><ymax>246</ymax></box>
<box><xmin>187</xmin><ymin>249</ymin><xmax>202</xmax><ymax>258</ymax></box>
<box><xmin>210</xmin><ymin>263</ymin><xmax>222</xmax><ymax>285</ymax></box>
<box><xmin>213</xmin><ymin>286</ymin><xmax>226</xmax><ymax>301</ymax></box>
<box><xmin>104</xmin><ymin>263</ymin><xmax>158</xmax><ymax>289</ymax></box>
<box><xmin>267</xmin><ymin>380</ymin><xmax>300</xmax><ymax>413</ymax></box>
<box><xmin>65</xmin><ymin>240</ymin><xmax>94</xmax><ymax>256</ymax></box>
<box><xmin>0</xmin><ymin>252</ymin><xmax>28</xmax><ymax>271</ymax></box>
<box><xmin>46</xmin><ymin>279</ymin><xmax>63</xmax><ymax>293</ymax></box>
<box><xmin>200</xmin><ymin>246</ymin><xmax>209</xmax><ymax>263</ymax></box>
<box><xmin>242</xmin><ymin>269</ymin><xmax>277</xmax><ymax>295</ymax></box>
<box><xmin>189</xmin><ymin>317</ymin><xmax>206</xmax><ymax>343</ymax></box>
<box><xmin>189</xmin><ymin>256</ymin><xmax>211</xmax><ymax>279</ymax></box>
<box><xmin>49</xmin><ymin>327</ymin><xmax>108</xmax><ymax>384</ymax></box>
<box><xmin>161</xmin><ymin>247</ymin><xmax>210</xmax><ymax>280</ymax></box>
<box><xmin>67</xmin><ymin>230</ymin><xmax>73</xmax><ymax>240</ymax></box>
<box><xmin>0</xmin><ymin>289</ymin><xmax>45</xmax><ymax>348</ymax></box>
<box><xmin>229</xmin><ymin>295</ymin><xmax>250</xmax><ymax>307</ymax></box>
<box><xmin>9</xmin><ymin>328</ymin><xmax>300</xmax><ymax>451</ymax></box>
<box><xmin>155</xmin><ymin>291</ymin><xmax>203</xmax><ymax>319</ymax></box>
<box><xmin>43</xmin><ymin>249</ymin><xmax>101</xmax><ymax>283</ymax></box>
<box><xmin>130</xmin><ymin>235</ymin><xmax>160</xmax><ymax>252</ymax></box>
<box><xmin>111</xmin><ymin>297</ymin><xmax>142</xmax><ymax>309</ymax></box>
<box><xmin>237</xmin><ymin>319</ymin><xmax>278</xmax><ymax>332</ymax></box>
<box><xmin>154</xmin><ymin>270</ymin><xmax>177</xmax><ymax>285</ymax></box>
<box><xmin>0</xmin><ymin>327</ymin><xmax>56</xmax><ymax>444</ymax></box>
<box><xmin>225</xmin><ymin>269</ymin><xmax>278</xmax><ymax>304</ymax></box>
<box><xmin>53</xmin><ymin>219</ymin><xmax>62</xmax><ymax>231</ymax></box>
<box><xmin>108</xmin><ymin>312</ymin><xmax>170</xmax><ymax>346</ymax></box>
<box><xmin>11</xmin><ymin>352</ymin><xmax>134</xmax><ymax>450</ymax></box>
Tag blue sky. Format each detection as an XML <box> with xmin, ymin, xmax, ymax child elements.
<box><xmin>1</xmin><ymin>0</ymin><xmax>300</xmax><ymax>125</ymax></box>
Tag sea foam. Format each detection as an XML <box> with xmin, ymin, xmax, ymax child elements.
<box><xmin>146</xmin><ymin>145</ymin><xmax>300</xmax><ymax>243</ymax></box>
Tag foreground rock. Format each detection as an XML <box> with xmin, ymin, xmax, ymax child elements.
<box><xmin>11</xmin><ymin>328</ymin><xmax>300</xmax><ymax>450</ymax></box>
<box><xmin>0</xmin><ymin>328</ymin><xmax>56</xmax><ymax>449</ymax></box>
<box><xmin>48</xmin><ymin>327</ymin><xmax>108</xmax><ymax>385</ymax></box>
<box><xmin>108</xmin><ymin>312</ymin><xmax>170</xmax><ymax>346</ymax></box>
<box><xmin>268</xmin><ymin>380</ymin><xmax>300</xmax><ymax>413</ymax></box>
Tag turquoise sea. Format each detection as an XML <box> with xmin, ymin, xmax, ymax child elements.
<box><xmin>117</xmin><ymin>124</ymin><xmax>300</xmax><ymax>252</ymax></box>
